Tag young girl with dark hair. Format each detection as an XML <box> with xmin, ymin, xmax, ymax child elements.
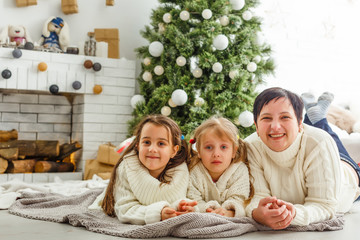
<box><xmin>89</xmin><ymin>115</ymin><xmax>197</xmax><ymax>225</ymax></box>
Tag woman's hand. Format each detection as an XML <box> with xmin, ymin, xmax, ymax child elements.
<box><xmin>252</xmin><ymin>197</ymin><xmax>294</xmax><ymax>230</ymax></box>
<box><xmin>161</xmin><ymin>207</ymin><xmax>177</xmax><ymax>221</ymax></box>
<box><xmin>206</xmin><ymin>207</ymin><xmax>235</xmax><ymax>217</ymax></box>
<box><xmin>176</xmin><ymin>200</ymin><xmax>198</xmax><ymax>215</ymax></box>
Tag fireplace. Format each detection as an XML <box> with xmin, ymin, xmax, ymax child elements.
<box><xmin>0</xmin><ymin>47</ymin><xmax>136</xmax><ymax>182</ymax></box>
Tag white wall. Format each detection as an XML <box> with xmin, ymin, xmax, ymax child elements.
<box><xmin>256</xmin><ymin>0</ymin><xmax>360</xmax><ymax>105</ymax></box>
<box><xmin>0</xmin><ymin>0</ymin><xmax>158</xmax><ymax>61</ymax></box>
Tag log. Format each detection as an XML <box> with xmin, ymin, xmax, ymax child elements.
<box><xmin>0</xmin><ymin>157</ymin><xmax>8</xmax><ymax>173</ymax></box>
<box><xmin>34</xmin><ymin>161</ymin><xmax>74</xmax><ymax>173</ymax></box>
<box><xmin>56</xmin><ymin>141</ymin><xmax>82</xmax><ymax>160</ymax></box>
<box><xmin>6</xmin><ymin>159</ymin><xmax>36</xmax><ymax>173</ymax></box>
<box><xmin>0</xmin><ymin>129</ymin><xmax>18</xmax><ymax>142</ymax></box>
<box><xmin>0</xmin><ymin>140</ymin><xmax>59</xmax><ymax>158</ymax></box>
<box><xmin>0</xmin><ymin>148</ymin><xmax>18</xmax><ymax>160</ymax></box>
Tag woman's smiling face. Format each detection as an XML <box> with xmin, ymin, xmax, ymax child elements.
<box><xmin>255</xmin><ymin>97</ymin><xmax>302</xmax><ymax>152</ymax></box>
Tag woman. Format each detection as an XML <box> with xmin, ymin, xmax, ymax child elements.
<box><xmin>245</xmin><ymin>87</ymin><xmax>360</xmax><ymax>230</ymax></box>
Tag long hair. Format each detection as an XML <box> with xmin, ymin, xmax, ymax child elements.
<box><xmin>189</xmin><ymin>116</ymin><xmax>254</xmax><ymax>203</ymax></box>
<box><xmin>101</xmin><ymin>115</ymin><xmax>189</xmax><ymax>217</ymax></box>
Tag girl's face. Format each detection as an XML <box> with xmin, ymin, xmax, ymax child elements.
<box><xmin>137</xmin><ymin>123</ymin><xmax>179</xmax><ymax>179</ymax></box>
<box><xmin>198</xmin><ymin>129</ymin><xmax>236</xmax><ymax>182</ymax></box>
<box><xmin>255</xmin><ymin>97</ymin><xmax>302</xmax><ymax>152</ymax></box>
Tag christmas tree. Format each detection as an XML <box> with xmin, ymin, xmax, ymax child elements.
<box><xmin>129</xmin><ymin>0</ymin><xmax>274</xmax><ymax>139</ymax></box>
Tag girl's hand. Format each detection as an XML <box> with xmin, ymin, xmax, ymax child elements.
<box><xmin>252</xmin><ymin>197</ymin><xmax>293</xmax><ymax>230</ymax></box>
<box><xmin>161</xmin><ymin>207</ymin><xmax>177</xmax><ymax>221</ymax></box>
<box><xmin>177</xmin><ymin>200</ymin><xmax>198</xmax><ymax>215</ymax></box>
<box><xmin>207</xmin><ymin>207</ymin><xmax>235</xmax><ymax>217</ymax></box>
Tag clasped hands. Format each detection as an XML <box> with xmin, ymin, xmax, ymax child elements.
<box><xmin>252</xmin><ymin>196</ymin><xmax>296</xmax><ymax>230</ymax></box>
<box><xmin>161</xmin><ymin>200</ymin><xmax>198</xmax><ymax>221</ymax></box>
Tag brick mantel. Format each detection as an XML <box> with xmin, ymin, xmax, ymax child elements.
<box><xmin>0</xmin><ymin>48</ymin><xmax>136</xmax><ymax>175</ymax></box>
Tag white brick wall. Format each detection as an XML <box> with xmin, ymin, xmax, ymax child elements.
<box><xmin>0</xmin><ymin>48</ymin><xmax>136</xmax><ymax>174</ymax></box>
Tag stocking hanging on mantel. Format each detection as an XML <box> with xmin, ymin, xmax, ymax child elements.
<box><xmin>106</xmin><ymin>0</ymin><xmax>114</xmax><ymax>6</ymax></box>
<box><xmin>61</xmin><ymin>0</ymin><xmax>78</xmax><ymax>14</ymax></box>
<box><xmin>15</xmin><ymin>0</ymin><xmax>37</xmax><ymax>7</ymax></box>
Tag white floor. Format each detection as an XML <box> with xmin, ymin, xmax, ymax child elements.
<box><xmin>1</xmin><ymin>208</ymin><xmax>360</xmax><ymax>240</ymax></box>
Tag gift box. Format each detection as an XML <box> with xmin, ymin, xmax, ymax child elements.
<box><xmin>97</xmin><ymin>172</ymin><xmax>112</xmax><ymax>180</ymax></box>
<box><xmin>61</xmin><ymin>0</ymin><xmax>78</xmax><ymax>14</ymax></box>
<box><xmin>106</xmin><ymin>0</ymin><xmax>114</xmax><ymax>6</ymax></box>
<box><xmin>96</xmin><ymin>143</ymin><xmax>121</xmax><ymax>166</ymax></box>
<box><xmin>94</xmin><ymin>28</ymin><xmax>119</xmax><ymax>59</ymax></box>
<box><xmin>16</xmin><ymin>0</ymin><xmax>37</xmax><ymax>7</ymax></box>
<box><xmin>84</xmin><ymin>159</ymin><xmax>114</xmax><ymax>180</ymax></box>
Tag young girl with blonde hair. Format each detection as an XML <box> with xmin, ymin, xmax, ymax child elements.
<box><xmin>187</xmin><ymin>116</ymin><xmax>253</xmax><ymax>217</ymax></box>
<box><xmin>89</xmin><ymin>115</ymin><xmax>197</xmax><ymax>224</ymax></box>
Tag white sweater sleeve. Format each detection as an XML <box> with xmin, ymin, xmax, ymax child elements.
<box><xmin>187</xmin><ymin>172</ymin><xmax>220</xmax><ymax>212</ymax></box>
<box><xmin>113</xmin><ymin>164</ymin><xmax>169</xmax><ymax>225</ymax></box>
<box><xmin>291</xmin><ymin>139</ymin><xmax>340</xmax><ymax>225</ymax></box>
<box><xmin>221</xmin><ymin>163</ymin><xmax>250</xmax><ymax>217</ymax></box>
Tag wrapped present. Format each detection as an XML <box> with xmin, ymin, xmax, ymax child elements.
<box><xmin>97</xmin><ymin>172</ymin><xmax>112</xmax><ymax>180</ymax></box>
<box><xmin>96</xmin><ymin>143</ymin><xmax>121</xmax><ymax>166</ymax></box>
<box><xmin>16</xmin><ymin>0</ymin><xmax>37</xmax><ymax>7</ymax></box>
<box><xmin>84</xmin><ymin>159</ymin><xmax>114</xmax><ymax>180</ymax></box>
<box><xmin>61</xmin><ymin>0</ymin><xmax>78</xmax><ymax>14</ymax></box>
<box><xmin>106</xmin><ymin>0</ymin><xmax>114</xmax><ymax>6</ymax></box>
<box><xmin>94</xmin><ymin>28</ymin><xmax>119</xmax><ymax>59</ymax></box>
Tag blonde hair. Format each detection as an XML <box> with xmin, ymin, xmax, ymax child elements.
<box><xmin>189</xmin><ymin>116</ymin><xmax>254</xmax><ymax>203</ymax></box>
<box><xmin>101</xmin><ymin>115</ymin><xmax>189</xmax><ymax>217</ymax></box>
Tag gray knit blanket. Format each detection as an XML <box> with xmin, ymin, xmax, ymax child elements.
<box><xmin>8</xmin><ymin>189</ymin><xmax>344</xmax><ymax>239</ymax></box>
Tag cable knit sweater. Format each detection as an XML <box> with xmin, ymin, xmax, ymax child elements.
<box><xmin>89</xmin><ymin>152</ymin><xmax>189</xmax><ymax>225</ymax></box>
<box><xmin>245</xmin><ymin>124</ymin><xmax>360</xmax><ymax>226</ymax></box>
<box><xmin>187</xmin><ymin>161</ymin><xmax>250</xmax><ymax>217</ymax></box>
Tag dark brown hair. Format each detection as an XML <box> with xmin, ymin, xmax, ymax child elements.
<box><xmin>101</xmin><ymin>114</ymin><xmax>189</xmax><ymax>217</ymax></box>
<box><xmin>253</xmin><ymin>87</ymin><xmax>304</xmax><ymax>124</ymax></box>
<box><xmin>189</xmin><ymin>116</ymin><xmax>254</xmax><ymax>203</ymax></box>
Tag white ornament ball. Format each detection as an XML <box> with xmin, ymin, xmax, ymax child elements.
<box><xmin>212</xmin><ymin>62</ymin><xmax>223</xmax><ymax>73</ymax></box>
<box><xmin>154</xmin><ymin>65</ymin><xmax>164</xmax><ymax>75</ymax></box>
<box><xmin>163</xmin><ymin>13</ymin><xmax>172</xmax><ymax>23</ymax></box>
<box><xmin>149</xmin><ymin>41</ymin><xmax>164</xmax><ymax>57</ymax></box>
<box><xmin>130</xmin><ymin>95</ymin><xmax>145</xmax><ymax>108</ymax></box>
<box><xmin>143</xmin><ymin>57</ymin><xmax>151</xmax><ymax>66</ymax></box>
<box><xmin>176</xmin><ymin>56</ymin><xmax>186</xmax><ymax>66</ymax></box>
<box><xmin>180</xmin><ymin>10</ymin><xmax>190</xmax><ymax>21</ymax></box>
<box><xmin>161</xmin><ymin>106</ymin><xmax>171</xmax><ymax>116</ymax></box>
<box><xmin>213</xmin><ymin>34</ymin><xmax>229</xmax><ymax>50</ymax></box>
<box><xmin>171</xmin><ymin>89</ymin><xmax>188</xmax><ymax>106</ymax></box>
<box><xmin>142</xmin><ymin>71</ymin><xmax>152</xmax><ymax>82</ymax></box>
<box><xmin>230</xmin><ymin>0</ymin><xmax>245</xmax><ymax>10</ymax></box>
<box><xmin>220</xmin><ymin>16</ymin><xmax>229</xmax><ymax>26</ymax></box>
<box><xmin>194</xmin><ymin>97</ymin><xmax>205</xmax><ymax>107</ymax></box>
<box><xmin>247</xmin><ymin>62</ymin><xmax>257</xmax><ymax>72</ymax></box>
<box><xmin>242</xmin><ymin>11</ymin><xmax>252</xmax><ymax>21</ymax></box>
<box><xmin>192</xmin><ymin>68</ymin><xmax>203</xmax><ymax>78</ymax></box>
<box><xmin>168</xmin><ymin>98</ymin><xmax>177</xmax><ymax>108</ymax></box>
<box><xmin>229</xmin><ymin>69</ymin><xmax>239</xmax><ymax>79</ymax></box>
<box><xmin>253</xmin><ymin>55</ymin><xmax>261</xmax><ymax>64</ymax></box>
<box><xmin>239</xmin><ymin>110</ymin><xmax>254</xmax><ymax>128</ymax></box>
<box><xmin>202</xmin><ymin>9</ymin><xmax>212</xmax><ymax>20</ymax></box>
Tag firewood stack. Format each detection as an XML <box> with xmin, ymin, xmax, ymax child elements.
<box><xmin>0</xmin><ymin>129</ymin><xmax>81</xmax><ymax>174</ymax></box>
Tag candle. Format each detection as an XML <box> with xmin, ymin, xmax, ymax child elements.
<box><xmin>96</xmin><ymin>41</ymin><xmax>108</xmax><ymax>58</ymax></box>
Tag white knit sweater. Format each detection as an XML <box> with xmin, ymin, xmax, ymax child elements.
<box><xmin>245</xmin><ymin>124</ymin><xmax>360</xmax><ymax>226</ymax></box>
<box><xmin>187</xmin><ymin>161</ymin><xmax>250</xmax><ymax>217</ymax></box>
<box><xmin>89</xmin><ymin>152</ymin><xmax>189</xmax><ymax>225</ymax></box>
